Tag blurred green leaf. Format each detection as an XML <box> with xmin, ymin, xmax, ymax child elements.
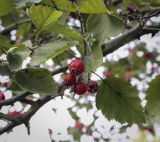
<box><xmin>7</xmin><ymin>45</ymin><xmax>31</xmax><ymax>71</ymax></box>
<box><xmin>150</xmin><ymin>0</ymin><xmax>160</xmax><ymax>6</ymax></box>
<box><xmin>87</xmin><ymin>14</ymin><xmax>123</xmax><ymax>43</ymax></box>
<box><xmin>53</xmin><ymin>49</ymin><xmax>76</xmax><ymax>66</ymax></box>
<box><xmin>0</xmin><ymin>64</ymin><xmax>10</xmax><ymax>76</ymax></box>
<box><xmin>84</xmin><ymin>41</ymin><xmax>103</xmax><ymax>72</ymax></box>
<box><xmin>0</xmin><ymin>35</ymin><xmax>11</xmax><ymax>49</ymax></box>
<box><xmin>0</xmin><ymin>0</ymin><xmax>14</xmax><ymax>17</ymax></box>
<box><xmin>14</xmin><ymin>68</ymin><xmax>58</xmax><ymax>95</ymax></box>
<box><xmin>68</xmin><ymin>108</ymin><xmax>79</xmax><ymax>120</ymax></box>
<box><xmin>96</xmin><ymin>77</ymin><xmax>145</xmax><ymax>124</ymax></box>
<box><xmin>68</xmin><ymin>127</ymin><xmax>81</xmax><ymax>141</ymax></box>
<box><xmin>146</xmin><ymin>75</ymin><xmax>160</xmax><ymax>117</ymax></box>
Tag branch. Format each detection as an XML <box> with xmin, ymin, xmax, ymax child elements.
<box><xmin>0</xmin><ymin>94</ymin><xmax>60</xmax><ymax>135</ymax></box>
<box><xmin>0</xmin><ymin>19</ymin><xmax>31</xmax><ymax>35</ymax></box>
<box><xmin>102</xmin><ymin>23</ymin><xmax>160</xmax><ymax>56</ymax></box>
<box><xmin>51</xmin><ymin>66</ymin><xmax>68</xmax><ymax>76</ymax></box>
<box><xmin>0</xmin><ymin>92</ymin><xmax>30</xmax><ymax>107</ymax></box>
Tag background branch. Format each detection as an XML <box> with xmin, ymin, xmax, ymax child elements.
<box><xmin>0</xmin><ymin>94</ymin><xmax>61</xmax><ymax>135</ymax></box>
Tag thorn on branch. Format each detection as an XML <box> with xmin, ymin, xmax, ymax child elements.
<box><xmin>24</xmin><ymin>122</ymin><xmax>31</xmax><ymax>135</ymax></box>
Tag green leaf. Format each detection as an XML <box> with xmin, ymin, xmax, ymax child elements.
<box><xmin>84</xmin><ymin>41</ymin><xmax>103</xmax><ymax>72</ymax></box>
<box><xmin>14</xmin><ymin>68</ymin><xmax>58</xmax><ymax>95</ymax></box>
<box><xmin>30</xmin><ymin>40</ymin><xmax>78</xmax><ymax>66</ymax></box>
<box><xmin>146</xmin><ymin>75</ymin><xmax>160</xmax><ymax>117</ymax></box>
<box><xmin>54</xmin><ymin>0</ymin><xmax>107</xmax><ymax>13</ymax></box>
<box><xmin>9</xmin><ymin>80</ymin><xmax>26</xmax><ymax>96</ymax></box>
<box><xmin>148</xmin><ymin>0</ymin><xmax>160</xmax><ymax>6</ymax></box>
<box><xmin>26</xmin><ymin>5</ymin><xmax>62</xmax><ymax>32</ymax></box>
<box><xmin>68</xmin><ymin>127</ymin><xmax>81</xmax><ymax>141</ymax></box>
<box><xmin>0</xmin><ymin>64</ymin><xmax>10</xmax><ymax>76</ymax></box>
<box><xmin>53</xmin><ymin>49</ymin><xmax>76</xmax><ymax>66</ymax></box>
<box><xmin>7</xmin><ymin>45</ymin><xmax>31</xmax><ymax>71</ymax></box>
<box><xmin>52</xmin><ymin>23</ymin><xmax>82</xmax><ymax>40</ymax></box>
<box><xmin>0</xmin><ymin>0</ymin><xmax>14</xmax><ymax>17</ymax></box>
<box><xmin>96</xmin><ymin>77</ymin><xmax>145</xmax><ymax>124</ymax></box>
<box><xmin>87</xmin><ymin>14</ymin><xmax>123</xmax><ymax>43</ymax></box>
<box><xmin>0</xmin><ymin>35</ymin><xmax>11</xmax><ymax>49</ymax></box>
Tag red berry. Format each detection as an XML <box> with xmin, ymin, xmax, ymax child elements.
<box><xmin>64</xmin><ymin>74</ymin><xmax>76</xmax><ymax>86</ymax></box>
<box><xmin>144</xmin><ymin>52</ymin><xmax>155</xmax><ymax>60</ymax></box>
<box><xmin>127</xmin><ymin>3</ymin><xmax>138</xmax><ymax>12</ymax></box>
<box><xmin>74</xmin><ymin>82</ymin><xmax>86</xmax><ymax>95</ymax></box>
<box><xmin>103</xmin><ymin>71</ymin><xmax>110</xmax><ymax>78</ymax></box>
<box><xmin>87</xmin><ymin>80</ymin><xmax>99</xmax><ymax>93</ymax></box>
<box><xmin>0</xmin><ymin>92</ymin><xmax>5</xmax><ymax>101</ymax></box>
<box><xmin>74</xmin><ymin>121</ymin><xmax>83</xmax><ymax>133</ymax></box>
<box><xmin>68</xmin><ymin>60</ymin><xmax>85</xmax><ymax>76</ymax></box>
<box><xmin>8</xmin><ymin>110</ymin><xmax>21</xmax><ymax>117</ymax></box>
<box><xmin>2</xmin><ymin>82</ymin><xmax>9</xmax><ymax>88</ymax></box>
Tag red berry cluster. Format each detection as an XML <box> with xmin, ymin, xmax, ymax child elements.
<box><xmin>64</xmin><ymin>59</ymin><xmax>99</xmax><ymax>95</ymax></box>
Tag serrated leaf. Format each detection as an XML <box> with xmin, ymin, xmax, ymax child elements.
<box><xmin>14</xmin><ymin>68</ymin><xmax>57</xmax><ymax>96</ymax></box>
<box><xmin>0</xmin><ymin>0</ymin><xmax>14</xmax><ymax>17</ymax></box>
<box><xmin>52</xmin><ymin>23</ymin><xmax>82</xmax><ymax>40</ymax></box>
<box><xmin>54</xmin><ymin>0</ymin><xmax>107</xmax><ymax>13</ymax></box>
<box><xmin>146</xmin><ymin>75</ymin><xmax>160</xmax><ymax>117</ymax></box>
<box><xmin>30</xmin><ymin>40</ymin><xmax>78</xmax><ymax>66</ymax></box>
<box><xmin>96</xmin><ymin>77</ymin><xmax>145</xmax><ymax>124</ymax></box>
<box><xmin>26</xmin><ymin>5</ymin><xmax>62</xmax><ymax>32</ymax></box>
<box><xmin>7</xmin><ymin>45</ymin><xmax>31</xmax><ymax>71</ymax></box>
<box><xmin>87</xmin><ymin>14</ymin><xmax>123</xmax><ymax>43</ymax></box>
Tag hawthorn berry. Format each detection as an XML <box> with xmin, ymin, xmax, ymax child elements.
<box><xmin>74</xmin><ymin>82</ymin><xmax>86</xmax><ymax>95</ymax></box>
<box><xmin>74</xmin><ymin>121</ymin><xmax>83</xmax><ymax>133</ymax></box>
<box><xmin>87</xmin><ymin>80</ymin><xmax>99</xmax><ymax>93</ymax></box>
<box><xmin>2</xmin><ymin>82</ymin><xmax>9</xmax><ymax>88</ymax></box>
<box><xmin>127</xmin><ymin>3</ymin><xmax>138</xmax><ymax>13</ymax></box>
<box><xmin>68</xmin><ymin>59</ymin><xmax>85</xmax><ymax>76</ymax></box>
<box><xmin>8</xmin><ymin>110</ymin><xmax>21</xmax><ymax>117</ymax></box>
<box><xmin>144</xmin><ymin>52</ymin><xmax>155</xmax><ymax>60</ymax></box>
<box><xmin>64</xmin><ymin>74</ymin><xmax>76</xmax><ymax>86</ymax></box>
<box><xmin>103</xmin><ymin>71</ymin><xmax>111</xmax><ymax>78</ymax></box>
<box><xmin>0</xmin><ymin>92</ymin><xmax>5</xmax><ymax>101</ymax></box>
